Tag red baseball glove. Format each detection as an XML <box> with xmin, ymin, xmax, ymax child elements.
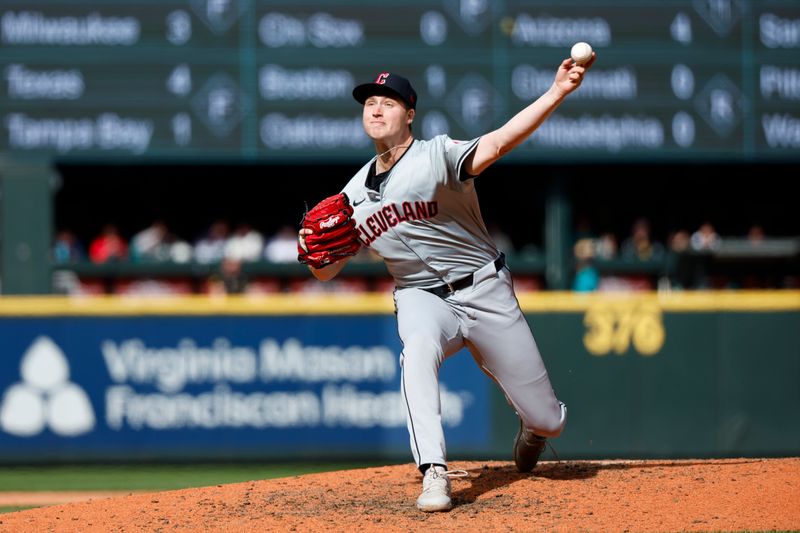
<box><xmin>298</xmin><ymin>193</ymin><xmax>361</xmax><ymax>269</ymax></box>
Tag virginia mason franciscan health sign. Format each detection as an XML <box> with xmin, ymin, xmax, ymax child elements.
<box><xmin>0</xmin><ymin>315</ymin><xmax>488</xmax><ymax>461</ymax></box>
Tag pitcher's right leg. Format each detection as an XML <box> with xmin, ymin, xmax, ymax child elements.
<box><xmin>394</xmin><ymin>288</ymin><xmax>463</xmax><ymax>468</ymax></box>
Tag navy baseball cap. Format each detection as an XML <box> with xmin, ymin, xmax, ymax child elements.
<box><xmin>353</xmin><ymin>72</ymin><xmax>417</xmax><ymax>109</ymax></box>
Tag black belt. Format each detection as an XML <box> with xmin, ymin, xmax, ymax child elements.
<box><xmin>423</xmin><ymin>253</ymin><xmax>506</xmax><ymax>298</ymax></box>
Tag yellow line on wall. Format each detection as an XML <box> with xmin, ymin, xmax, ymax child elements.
<box><xmin>0</xmin><ymin>290</ymin><xmax>798</xmax><ymax>316</ymax></box>
<box><xmin>0</xmin><ymin>293</ymin><xmax>394</xmax><ymax>316</ymax></box>
<box><xmin>516</xmin><ymin>290</ymin><xmax>800</xmax><ymax>312</ymax></box>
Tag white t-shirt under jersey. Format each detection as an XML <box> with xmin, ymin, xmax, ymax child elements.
<box><xmin>341</xmin><ymin>135</ymin><xmax>498</xmax><ymax>289</ymax></box>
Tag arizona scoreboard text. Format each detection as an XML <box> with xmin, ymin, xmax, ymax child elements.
<box><xmin>1</xmin><ymin>0</ymin><xmax>799</xmax><ymax>163</ymax></box>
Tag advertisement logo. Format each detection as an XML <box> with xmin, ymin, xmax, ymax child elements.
<box><xmin>0</xmin><ymin>336</ymin><xmax>95</xmax><ymax>437</ymax></box>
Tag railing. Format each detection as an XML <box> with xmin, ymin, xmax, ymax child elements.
<box><xmin>49</xmin><ymin>238</ymin><xmax>799</xmax><ymax>294</ymax></box>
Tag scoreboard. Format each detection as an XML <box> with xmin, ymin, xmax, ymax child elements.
<box><xmin>1</xmin><ymin>0</ymin><xmax>799</xmax><ymax>163</ymax></box>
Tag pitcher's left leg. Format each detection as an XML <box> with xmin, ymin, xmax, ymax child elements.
<box><xmin>461</xmin><ymin>268</ymin><xmax>566</xmax><ymax>438</ymax></box>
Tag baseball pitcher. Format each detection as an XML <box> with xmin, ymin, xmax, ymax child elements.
<box><xmin>298</xmin><ymin>52</ymin><xmax>595</xmax><ymax>512</ymax></box>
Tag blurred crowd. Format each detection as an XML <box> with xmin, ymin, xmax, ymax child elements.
<box><xmin>52</xmin><ymin>220</ymin><xmax>385</xmax><ymax>296</ymax></box>
<box><xmin>52</xmin><ymin>216</ymin><xmax>797</xmax><ymax>295</ymax></box>
<box><xmin>572</xmin><ymin>217</ymin><xmax>797</xmax><ymax>292</ymax></box>
<box><xmin>55</xmin><ymin>221</ymin><xmax>296</xmax><ymax>266</ymax></box>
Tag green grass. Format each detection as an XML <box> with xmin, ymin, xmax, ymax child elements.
<box><xmin>0</xmin><ymin>506</ymin><xmax>35</xmax><ymax>513</ymax></box>
<box><xmin>0</xmin><ymin>461</ymin><xmax>389</xmax><ymax>492</ymax></box>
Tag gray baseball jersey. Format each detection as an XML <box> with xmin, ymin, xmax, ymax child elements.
<box><xmin>341</xmin><ymin>135</ymin><xmax>497</xmax><ymax>288</ymax></box>
<box><xmin>341</xmin><ymin>134</ymin><xmax>565</xmax><ymax>469</ymax></box>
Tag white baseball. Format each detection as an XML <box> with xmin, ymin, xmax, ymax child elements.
<box><xmin>570</xmin><ymin>42</ymin><xmax>593</xmax><ymax>65</ymax></box>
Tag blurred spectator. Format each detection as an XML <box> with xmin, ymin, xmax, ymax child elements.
<box><xmin>747</xmin><ymin>224</ymin><xmax>766</xmax><ymax>246</ymax></box>
<box><xmin>53</xmin><ymin>230</ymin><xmax>84</xmax><ymax>263</ymax></box>
<box><xmin>667</xmin><ymin>229</ymin><xmax>693</xmax><ymax>290</ymax></box>
<box><xmin>598</xmin><ymin>275</ymin><xmax>653</xmax><ymax>292</ymax></box>
<box><xmin>206</xmin><ymin>258</ymin><xmax>247</xmax><ymax>294</ymax></box>
<box><xmin>621</xmin><ymin>218</ymin><xmax>665</xmax><ymax>261</ymax></box>
<box><xmin>52</xmin><ymin>271</ymin><xmax>105</xmax><ymax>295</ymax></box>
<box><xmin>225</xmin><ymin>223</ymin><xmax>264</xmax><ymax>262</ymax></box>
<box><xmin>194</xmin><ymin>220</ymin><xmax>230</xmax><ymax>264</ymax></box>
<box><xmin>264</xmin><ymin>225</ymin><xmax>300</xmax><ymax>263</ymax></box>
<box><xmin>221</xmin><ymin>258</ymin><xmax>247</xmax><ymax>293</ymax></box>
<box><xmin>166</xmin><ymin>233</ymin><xmax>193</xmax><ymax>263</ymax></box>
<box><xmin>89</xmin><ymin>225</ymin><xmax>127</xmax><ymax>263</ymax></box>
<box><xmin>668</xmin><ymin>229</ymin><xmax>691</xmax><ymax>253</ymax></box>
<box><xmin>488</xmin><ymin>223</ymin><xmax>515</xmax><ymax>254</ymax></box>
<box><xmin>595</xmin><ymin>232</ymin><xmax>618</xmax><ymax>259</ymax></box>
<box><xmin>572</xmin><ymin>238</ymin><xmax>599</xmax><ymax>292</ymax></box>
<box><xmin>114</xmin><ymin>278</ymin><xmax>193</xmax><ymax>295</ymax></box>
<box><xmin>690</xmin><ymin>222</ymin><xmax>721</xmax><ymax>251</ymax></box>
<box><xmin>130</xmin><ymin>221</ymin><xmax>169</xmax><ymax>262</ymax></box>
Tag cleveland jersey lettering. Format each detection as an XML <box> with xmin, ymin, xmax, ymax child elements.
<box><xmin>357</xmin><ymin>201</ymin><xmax>438</xmax><ymax>246</ymax></box>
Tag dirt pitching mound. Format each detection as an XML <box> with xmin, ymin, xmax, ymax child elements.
<box><xmin>1</xmin><ymin>458</ymin><xmax>798</xmax><ymax>532</ymax></box>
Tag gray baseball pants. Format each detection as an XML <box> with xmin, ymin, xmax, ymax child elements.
<box><xmin>394</xmin><ymin>258</ymin><xmax>566</xmax><ymax>467</ymax></box>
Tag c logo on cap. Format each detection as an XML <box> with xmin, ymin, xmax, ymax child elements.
<box><xmin>375</xmin><ymin>72</ymin><xmax>390</xmax><ymax>84</ymax></box>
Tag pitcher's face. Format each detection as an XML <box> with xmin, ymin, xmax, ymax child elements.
<box><xmin>362</xmin><ymin>95</ymin><xmax>414</xmax><ymax>142</ymax></box>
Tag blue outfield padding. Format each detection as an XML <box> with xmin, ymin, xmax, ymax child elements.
<box><xmin>0</xmin><ymin>315</ymin><xmax>490</xmax><ymax>462</ymax></box>
<box><xmin>2</xmin><ymin>291</ymin><xmax>798</xmax><ymax>461</ymax></box>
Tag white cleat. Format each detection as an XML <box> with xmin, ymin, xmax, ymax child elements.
<box><xmin>415</xmin><ymin>466</ymin><xmax>467</xmax><ymax>512</ymax></box>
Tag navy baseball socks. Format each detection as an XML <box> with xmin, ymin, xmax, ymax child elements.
<box><xmin>513</xmin><ymin>419</ymin><xmax>547</xmax><ymax>473</ymax></box>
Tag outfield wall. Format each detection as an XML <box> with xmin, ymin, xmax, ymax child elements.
<box><xmin>0</xmin><ymin>291</ymin><xmax>797</xmax><ymax>462</ymax></box>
